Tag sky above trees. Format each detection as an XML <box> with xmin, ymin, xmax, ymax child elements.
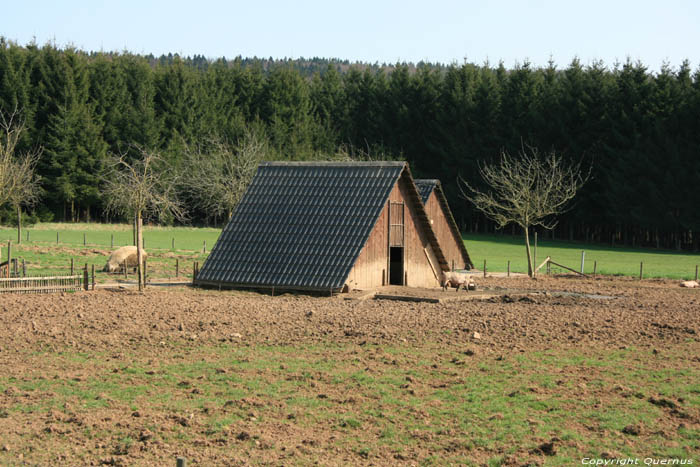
<box><xmin>3</xmin><ymin>0</ymin><xmax>699</xmax><ymax>71</ymax></box>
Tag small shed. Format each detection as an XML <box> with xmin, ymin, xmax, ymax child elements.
<box><xmin>195</xmin><ymin>161</ymin><xmax>450</xmax><ymax>292</ymax></box>
<box><xmin>415</xmin><ymin>179</ymin><xmax>473</xmax><ymax>271</ymax></box>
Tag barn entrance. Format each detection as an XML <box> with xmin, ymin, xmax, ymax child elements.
<box><xmin>389</xmin><ymin>247</ymin><xmax>404</xmax><ymax>285</ymax></box>
<box><xmin>388</xmin><ymin>201</ymin><xmax>405</xmax><ymax>286</ymax></box>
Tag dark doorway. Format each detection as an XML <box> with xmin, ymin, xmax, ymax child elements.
<box><xmin>389</xmin><ymin>247</ymin><xmax>404</xmax><ymax>285</ymax></box>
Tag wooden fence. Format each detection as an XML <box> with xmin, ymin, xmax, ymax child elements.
<box><xmin>0</xmin><ymin>274</ymin><xmax>85</xmax><ymax>294</ymax></box>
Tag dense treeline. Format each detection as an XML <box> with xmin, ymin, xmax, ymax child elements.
<box><xmin>1</xmin><ymin>39</ymin><xmax>699</xmax><ymax>250</ymax></box>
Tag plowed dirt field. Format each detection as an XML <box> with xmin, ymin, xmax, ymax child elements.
<box><xmin>0</xmin><ymin>276</ymin><xmax>698</xmax><ymax>465</ymax></box>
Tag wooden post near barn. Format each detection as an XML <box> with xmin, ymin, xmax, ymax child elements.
<box><xmin>172</xmin><ymin>238</ymin><xmax>175</xmax><ymax>250</ymax></box>
<box><xmin>91</xmin><ymin>264</ymin><xmax>95</xmax><ymax>290</ymax></box>
<box><xmin>26</xmin><ymin>231</ymin><xmax>29</xmax><ymax>242</ymax></box>
<box><xmin>593</xmin><ymin>261</ymin><xmax>597</xmax><ymax>278</ymax></box>
<box><xmin>123</xmin><ymin>259</ymin><xmax>128</xmax><ymax>279</ymax></box>
<box><xmin>580</xmin><ymin>251</ymin><xmax>585</xmax><ymax>274</ymax></box>
<box><xmin>639</xmin><ymin>262</ymin><xmax>644</xmax><ymax>280</ymax></box>
<box><xmin>83</xmin><ymin>232</ymin><xmax>86</xmax><ymax>246</ymax></box>
<box><xmin>507</xmin><ymin>260</ymin><xmax>510</xmax><ymax>277</ymax></box>
<box><xmin>534</xmin><ymin>231</ymin><xmax>538</xmax><ymax>274</ymax></box>
<box><xmin>22</xmin><ymin>259</ymin><xmax>26</xmax><ymax>277</ymax></box>
<box><xmin>57</xmin><ymin>232</ymin><xmax>59</xmax><ymax>244</ymax></box>
<box><xmin>483</xmin><ymin>259</ymin><xmax>487</xmax><ymax>278</ymax></box>
<box><xmin>175</xmin><ymin>258</ymin><xmax>179</xmax><ymax>278</ymax></box>
<box><xmin>83</xmin><ymin>264</ymin><xmax>88</xmax><ymax>291</ymax></box>
<box><xmin>203</xmin><ymin>241</ymin><xmax>206</xmax><ymax>254</ymax></box>
<box><xmin>695</xmin><ymin>265</ymin><xmax>698</xmax><ymax>282</ymax></box>
<box><xmin>7</xmin><ymin>241</ymin><xmax>11</xmax><ymax>277</ymax></box>
<box><xmin>70</xmin><ymin>258</ymin><xmax>74</xmax><ymax>275</ymax></box>
<box><xmin>111</xmin><ymin>234</ymin><xmax>114</xmax><ymax>248</ymax></box>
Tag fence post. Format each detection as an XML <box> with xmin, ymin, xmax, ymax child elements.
<box><xmin>144</xmin><ymin>259</ymin><xmax>147</xmax><ymax>285</ymax></box>
<box><xmin>639</xmin><ymin>261</ymin><xmax>643</xmax><ymax>280</ymax></box>
<box><xmin>534</xmin><ymin>231</ymin><xmax>538</xmax><ymax>272</ymax></box>
<box><xmin>57</xmin><ymin>232</ymin><xmax>59</xmax><ymax>244</ymax></box>
<box><xmin>26</xmin><ymin>231</ymin><xmax>29</xmax><ymax>242</ymax></box>
<box><xmin>176</xmin><ymin>258</ymin><xmax>179</xmax><ymax>278</ymax></box>
<box><xmin>91</xmin><ymin>264</ymin><xmax>95</xmax><ymax>290</ymax></box>
<box><xmin>593</xmin><ymin>261</ymin><xmax>597</xmax><ymax>277</ymax></box>
<box><xmin>696</xmin><ymin>265</ymin><xmax>698</xmax><ymax>282</ymax></box>
<box><xmin>71</xmin><ymin>258</ymin><xmax>74</xmax><ymax>276</ymax></box>
<box><xmin>203</xmin><ymin>241</ymin><xmax>206</xmax><ymax>254</ymax></box>
<box><xmin>483</xmin><ymin>259</ymin><xmax>487</xmax><ymax>278</ymax></box>
<box><xmin>123</xmin><ymin>259</ymin><xmax>128</xmax><ymax>279</ymax></box>
<box><xmin>22</xmin><ymin>259</ymin><xmax>25</xmax><ymax>277</ymax></box>
<box><xmin>507</xmin><ymin>260</ymin><xmax>510</xmax><ymax>277</ymax></box>
<box><xmin>7</xmin><ymin>241</ymin><xmax>11</xmax><ymax>277</ymax></box>
<box><xmin>172</xmin><ymin>238</ymin><xmax>175</xmax><ymax>250</ymax></box>
<box><xmin>83</xmin><ymin>265</ymin><xmax>88</xmax><ymax>291</ymax></box>
<box><xmin>111</xmin><ymin>234</ymin><xmax>114</xmax><ymax>249</ymax></box>
<box><xmin>580</xmin><ymin>251</ymin><xmax>585</xmax><ymax>274</ymax></box>
<box><xmin>83</xmin><ymin>232</ymin><xmax>86</xmax><ymax>246</ymax></box>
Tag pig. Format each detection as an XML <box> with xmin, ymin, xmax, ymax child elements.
<box><xmin>442</xmin><ymin>271</ymin><xmax>475</xmax><ymax>292</ymax></box>
<box><xmin>103</xmin><ymin>246</ymin><xmax>147</xmax><ymax>273</ymax></box>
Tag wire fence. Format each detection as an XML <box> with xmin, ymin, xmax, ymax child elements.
<box><xmin>0</xmin><ymin>229</ymin><xmax>216</xmax><ymax>253</ymax></box>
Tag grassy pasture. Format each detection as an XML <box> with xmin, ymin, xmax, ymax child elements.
<box><xmin>0</xmin><ymin>223</ymin><xmax>698</xmax><ymax>280</ymax></box>
<box><xmin>0</xmin><ymin>223</ymin><xmax>217</xmax><ymax>279</ymax></box>
<box><xmin>465</xmin><ymin>233</ymin><xmax>700</xmax><ymax>280</ymax></box>
<box><xmin>1</xmin><ymin>341</ymin><xmax>697</xmax><ymax>464</ymax></box>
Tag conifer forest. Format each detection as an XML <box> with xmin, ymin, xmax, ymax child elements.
<box><xmin>1</xmin><ymin>39</ymin><xmax>699</xmax><ymax>250</ymax></box>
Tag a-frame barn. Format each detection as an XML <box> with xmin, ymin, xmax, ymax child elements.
<box><xmin>195</xmin><ymin>161</ymin><xmax>450</xmax><ymax>292</ymax></box>
<box><xmin>415</xmin><ymin>179</ymin><xmax>473</xmax><ymax>271</ymax></box>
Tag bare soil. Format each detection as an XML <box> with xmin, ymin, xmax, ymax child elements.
<box><xmin>0</xmin><ymin>275</ymin><xmax>698</xmax><ymax>465</ymax></box>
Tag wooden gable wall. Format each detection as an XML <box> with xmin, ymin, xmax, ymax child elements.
<box><xmin>346</xmin><ymin>175</ymin><xmax>442</xmax><ymax>290</ymax></box>
<box><xmin>424</xmin><ymin>191</ymin><xmax>470</xmax><ymax>270</ymax></box>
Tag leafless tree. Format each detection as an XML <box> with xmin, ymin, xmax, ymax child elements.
<box><xmin>0</xmin><ymin>107</ymin><xmax>42</xmax><ymax>243</ymax></box>
<box><xmin>460</xmin><ymin>145</ymin><xmax>588</xmax><ymax>277</ymax></box>
<box><xmin>101</xmin><ymin>147</ymin><xmax>186</xmax><ymax>290</ymax></box>
<box><xmin>181</xmin><ymin>129</ymin><xmax>267</xmax><ymax>224</ymax></box>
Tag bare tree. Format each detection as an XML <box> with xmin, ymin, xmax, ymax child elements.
<box><xmin>460</xmin><ymin>145</ymin><xmax>588</xmax><ymax>277</ymax></box>
<box><xmin>181</xmin><ymin>129</ymin><xmax>267</xmax><ymax>223</ymax></box>
<box><xmin>0</xmin><ymin>108</ymin><xmax>42</xmax><ymax>243</ymax></box>
<box><xmin>102</xmin><ymin>147</ymin><xmax>185</xmax><ymax>291</ymax></box>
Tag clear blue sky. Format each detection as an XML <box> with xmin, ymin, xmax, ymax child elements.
<box><xmin>3</xmin><ymin>0</ymin><xmax>699</xmax><ymax>71</ymax></box>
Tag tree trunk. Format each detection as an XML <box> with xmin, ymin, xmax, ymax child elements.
<box><xmin>137</xmin><ymin>212</ymin><xmax>144</xmax><ymax>291</ymax></box>
<box><xmin>16</xmin><ymin>205</ymin><xmax>21</xmax><ymax>244</ymax></box>
<box><xmin>524</xmin><ymin>225</ymin><xmax>533</xmax><ymax>277</ymax></box>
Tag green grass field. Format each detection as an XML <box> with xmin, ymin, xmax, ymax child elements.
<box><xmin>0</xmin><ymin>223</ymin><xmax>217</xmax><ymax>279</ymax></box>
<box><xmin>465</xmin><ymin>233</ymin><xmax>700</xmax><ymax>280</ymax></box>
<box><xmin>0</xmin><ymin>223</ymin><xmax>698</xmax><ymax>280</ymax></box>
<box><xmin>1</xmin><ymin>341</ymin><xmax>697</xmax><ymax>464</ymax></box>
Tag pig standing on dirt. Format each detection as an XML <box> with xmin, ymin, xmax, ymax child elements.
<box><xmin>441</xmin><ymin>271</ymin><xmax>476</xmax><ymax>292</ymax></box>
<box><xmin>103</xmin><ymin>246</ymin><xmax>147</xmax><ymax>273</ymax></box>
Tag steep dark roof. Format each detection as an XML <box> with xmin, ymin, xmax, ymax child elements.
<box><xmin>414</xmin><ymin>179</ymin><xmax>474</xmax><ymax>269</ymax></box>
<box><xmin>196</xmin><ymin>161</ymin><xmax>423</xmax><ymax>291</ymax></box>
<box><xmin>415</xmin><ymin>179</ymin><xmax>438</xmax><ymax>204</ymax></box>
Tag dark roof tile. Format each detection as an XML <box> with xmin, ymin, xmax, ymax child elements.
<box><xmin>196</xmin><ymin>162</ymin><xmax>406</xmax><ymax>291</ymax></box>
